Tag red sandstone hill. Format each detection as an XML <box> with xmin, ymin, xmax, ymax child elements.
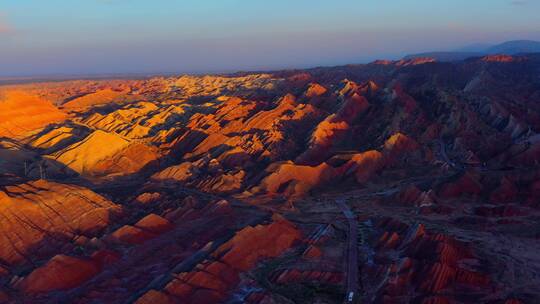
<box><xmin>0</xmin><ymin>55</ymin><xmax>540</xmax><ymax>303</ymax></box>
<box><xmin>0</xmin><ymin>90</ymin><xmax>67</xmax><ymax>138</ymax></box>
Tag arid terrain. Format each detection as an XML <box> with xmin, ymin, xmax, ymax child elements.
<box><xmin>1</xmin><ymin>54</ymin><xmax>540</xmax><ymax>304</ymax></box>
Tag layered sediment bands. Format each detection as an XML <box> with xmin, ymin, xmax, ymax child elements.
<box><xmin>136</xmin><ymin>215</ymin><xmax>301</xmax><ymax>303</ymax></box>
<box><xmin>46</xmin><ymin>130</ymin><xmax>159</xmax><ymax>178</ymax></box>
<box><xmin>367</xmin><ymin>219</ymin><xmax>492</xmax><ymax>303</ymax></box>
<box><xmin>29</xmin><ymin>125</ymin><xmax>89</xmax><ymax>153</ymax></box>
<box><xmin>0</xmin><ymin>180</ymin><xmax>120</xmax><ymax>266</ymax></box>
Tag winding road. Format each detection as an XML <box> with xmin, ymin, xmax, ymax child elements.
<box><xmin>336</xmin><ymin>199</ymin><xmax>358</xmax><ymax>303</ymax></box>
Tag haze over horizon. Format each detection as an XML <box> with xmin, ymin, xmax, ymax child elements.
<box><xmin>2</xmin><ymin>0</ymin><xmax>540</xmax><ymax>77</ymax></box>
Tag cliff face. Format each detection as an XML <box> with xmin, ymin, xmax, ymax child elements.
<box><xmin>0</xmin><ymin>55</ymin><xmax>540</xmax><ymax>303</ymax></box>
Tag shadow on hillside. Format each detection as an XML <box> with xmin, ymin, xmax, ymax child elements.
<box><xmin>21</xmin><ymin>121</ymin><xmax>92</xmax><ymax>155</ymax></box>
<box><xmin>0</xmin><ymin>137</ymin><xmax>85</xmax><ymax>187</ymax></box>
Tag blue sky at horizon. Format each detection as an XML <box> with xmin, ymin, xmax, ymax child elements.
<box><xmin>1</xmin><ymin>0</ymin><xmax>540</xmax><ymax>77</ymax></box>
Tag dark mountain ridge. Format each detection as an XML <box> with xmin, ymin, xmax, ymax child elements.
<box><xmin>405</xmin><ymin>39</ymin><xmax>540</xmax><ymax>62</ymax></box>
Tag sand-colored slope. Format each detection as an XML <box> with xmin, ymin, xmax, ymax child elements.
<box><xmin>47</xmin><ymin>130</ymin><xmax>158</xmax><ymax>178</ymax></box>
<box><xmin>62</xmin><ymin>89</ymin><xmax>124</xmax><ymax>111</ymax></box>
<box><xmin>0</xmin><ymin>90</ymin><xmax>67</xmax><ymax>138</ymax></box>
<box><xmin>48</xmin><ymin>130</ymin><xmax>130</xmax><ymax>175</ymax></box>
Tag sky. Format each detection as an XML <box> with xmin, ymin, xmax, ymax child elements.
<box><xmin>1</xmin><ymin>0</ymin><xmax>540</xmax><ymax>77</ymax></box>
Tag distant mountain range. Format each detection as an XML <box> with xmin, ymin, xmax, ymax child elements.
<box><xmin>405</xmin><ymin>40</ymin><xmax>540</xmax><ymax>62</ymax></box>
